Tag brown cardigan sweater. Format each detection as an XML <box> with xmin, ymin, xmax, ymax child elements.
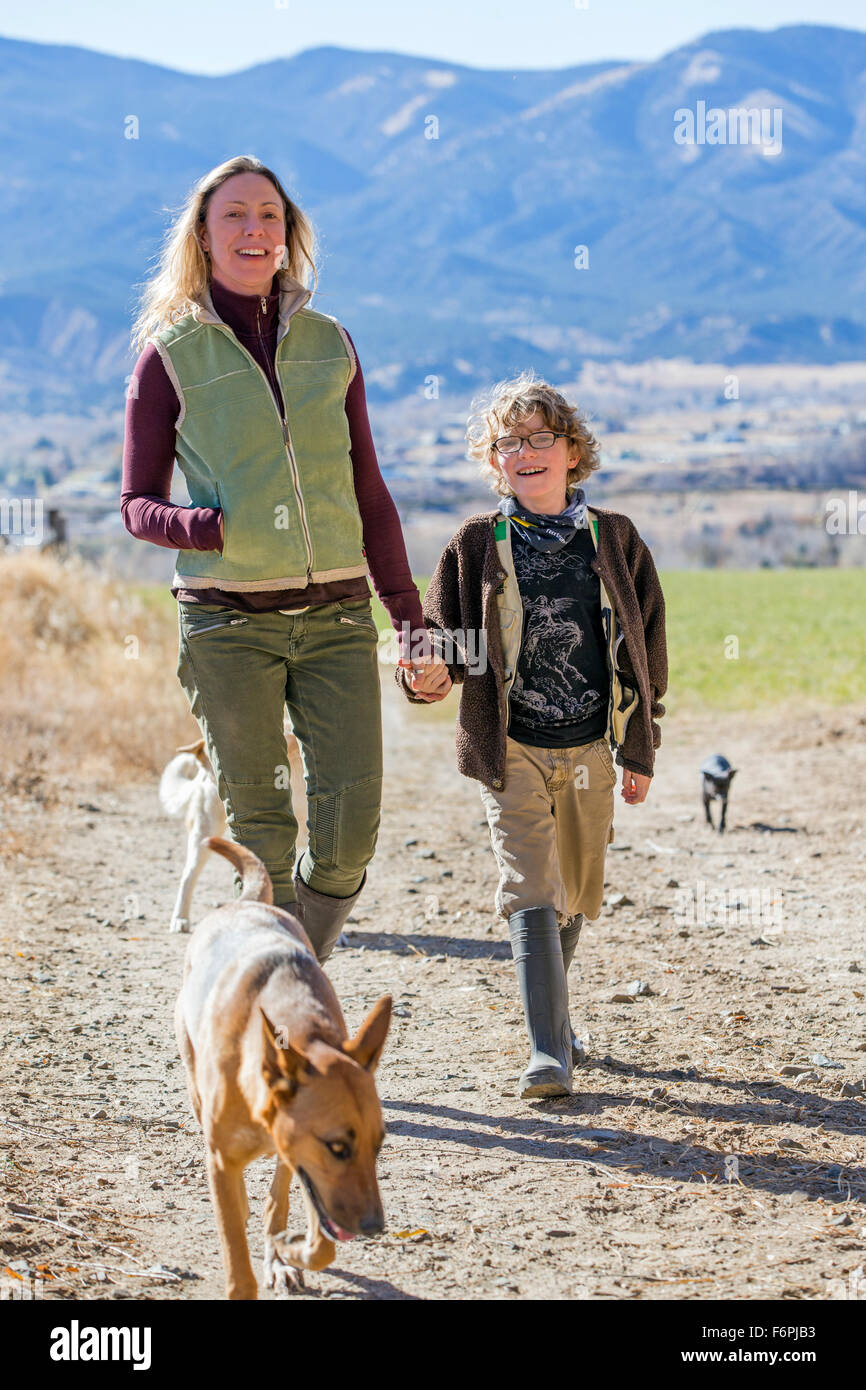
<box><xmin>397</xmin><ymin>507</ymin><xmax>668</xmax><ymax>789</ymax></box>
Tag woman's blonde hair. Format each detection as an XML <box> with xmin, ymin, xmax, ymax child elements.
<box><xmin>130</xmin><ymin>155</ymin><xmax>318</xmax><ymax>353</ymax></box>
<box><xmin>466</xmin><ymin>371</ymin><xmax>601</xmax><ymax>497</ymax></box>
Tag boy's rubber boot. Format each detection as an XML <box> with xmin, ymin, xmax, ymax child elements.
<box><xmin>289</xmin><ymin>871</ymin><xmax>366</xmax><ymax>965</ymax></box>
<box><xmin>508</xmin><ymin>907</ymin><xmax>573</xmax><ymax>1099</ymax></box>
<box><xmin>560</xmin><ymin>914</ymin><xmax>587</xmax><ymax>1065</ymax></box>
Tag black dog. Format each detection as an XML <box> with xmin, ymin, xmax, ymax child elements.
<box><xmin>700</xmin><ymin>754</ymin><xmax>737</xmax><ymax>833</ymax></box>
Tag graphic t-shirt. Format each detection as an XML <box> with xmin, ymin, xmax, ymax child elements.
<box><xmin>507</xmin><ymin>525</ymin><xmax>610</xmax><ymax>748</ymax></box>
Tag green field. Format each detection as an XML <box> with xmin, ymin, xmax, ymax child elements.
<box><xmin>134</xmin><ymin>568</ymin><xmax>865</xmax><ymax>712</ymax></box>
<box><xmin>660</xmin><ymin>568</ymin><xmax>864</xmax><ymax>710</ymax></box>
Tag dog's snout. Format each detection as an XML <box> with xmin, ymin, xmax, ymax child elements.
<box><xmin>358</xmin><ymin>1211</ymin><xmax>385</xmax><ymax>1237</ymax></box>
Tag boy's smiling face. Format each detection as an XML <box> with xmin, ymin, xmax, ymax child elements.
<box><xmin>489</xmin><ymin>409</ymin><xmax>576</xmax><ymax>514</ymax></box>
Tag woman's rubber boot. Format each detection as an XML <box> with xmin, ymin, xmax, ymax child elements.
<box><xmin>560</xmin><ymin>914</ymin><xmax>586</xmax><ymax>1065</ymax></box>
<box><xmin>291</xmin><ymin>871</ymin><xmax>366</xmax><ymax>965</ymax></box>
<box><xmin>508</xmin><ymin>907</ymin><xmax>573</xmax><ymax>1099</ymax></box>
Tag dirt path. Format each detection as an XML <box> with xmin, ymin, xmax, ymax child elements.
<box><xmin>2</xmin><ymin>683</ymin><xmax>865</xmax><ymax>1301</ymax></box>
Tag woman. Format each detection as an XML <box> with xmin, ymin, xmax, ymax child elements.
<box><xmin>122</xmin><ymin>154</ymin><xmax>425</xmax><ymax>962</ymax></box>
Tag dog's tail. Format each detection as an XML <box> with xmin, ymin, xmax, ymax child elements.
<box><xmin>205</xmin><ymin>836</ymin><xmax>274</xmax><ymax>905</ymax></box>
<box><xmin>158</xmin><ymin>753</ymin><xmax>207</xmax><ymax>818</ymax></box>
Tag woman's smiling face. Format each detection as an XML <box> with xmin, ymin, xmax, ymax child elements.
<box><xmin>199</xmin><ymin>171</ymin><xmax>288</xmax><ymax>296</ymax></box>
<box><xmin>489</xmin><ymin>409</ymin><xmax>576</xmax><ymax>514</ymax></box>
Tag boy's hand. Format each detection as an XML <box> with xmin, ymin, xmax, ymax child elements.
<box><xmin>622</xmin><ymin>768</ymin><xmax>651</xmax><ymax>805</ymax></box>
<box><xmin>403</xmin><ymin>657</ymin><xmax>452</xmax><ymax>702</ymax></box>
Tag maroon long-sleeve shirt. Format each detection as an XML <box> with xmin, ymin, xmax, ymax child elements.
<box><xmin>121</xmin><ymin>273</ymin><xmax>423</xmax><ymax>638</ymax></box>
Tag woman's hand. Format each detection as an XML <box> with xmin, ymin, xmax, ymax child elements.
<box><xmin>622</xmin><ymin>768</ymin><xmax>651</xmax><ymax>805</ymax></box>
<box><xmin>405</xmin><ymin>657</ymin><xmax>452</xmax><ymax>703</ymax></box>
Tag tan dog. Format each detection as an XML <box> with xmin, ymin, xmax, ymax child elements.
<box><xmin>175</xmin><ymin>836</ymin><xmax>392</xmax><ymax>1300</ymax></box>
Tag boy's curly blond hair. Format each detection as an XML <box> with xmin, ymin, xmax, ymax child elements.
<box><xmin>466</xmin><ymin>371</ymin><xmax>601</xmax><ymax>498</ymax></box>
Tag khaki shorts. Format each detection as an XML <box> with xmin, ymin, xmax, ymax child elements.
<box><xmin>480</xmin><ymin>734</ymin><xmax>616</xmax><ymax>924</ymax></box>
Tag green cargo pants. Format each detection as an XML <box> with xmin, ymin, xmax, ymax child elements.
<box><xmin>176</xmin><ymin>596</ymin><xmax>383</xmax><ymax>902</ymax></box>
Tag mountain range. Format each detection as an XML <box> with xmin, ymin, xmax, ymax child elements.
<box><xmin>2</xmin><ymin>23</ymin><xmax>866</xmax><ymax>408</ymax></box>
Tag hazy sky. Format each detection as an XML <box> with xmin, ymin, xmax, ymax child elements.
<box><xmin>2</xmin><ymin>0</ymin><xmax>865</xmax><ymax>73</ymax></box>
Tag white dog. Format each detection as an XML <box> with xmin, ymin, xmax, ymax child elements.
<box><xmin>159</xmin><ymin>733</ymin><xmax>307</xmax><ymax>934</ymax></box>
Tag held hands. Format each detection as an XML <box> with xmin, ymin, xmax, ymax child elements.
<box><xmin>398</xmin><ymin>629</ymin><xmax>452</xmax><ymax>702</ymax></box>
<box><xmin>403</xmin><ymin>656</ymin><xmax>452</xmax><ymax>702</ymax></box>
<box><xmin>622</xmin><ymin>768</ymin><xmax>651</xmax><ymax>805</ymax></box>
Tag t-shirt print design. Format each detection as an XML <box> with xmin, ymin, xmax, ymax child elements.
<box><xmin>509</xmin><ymin>532</ymin><xmax>608</xmax><ymax>735</ymax></box>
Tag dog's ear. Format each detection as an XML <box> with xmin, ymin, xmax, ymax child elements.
<box><xmin>260</xmin><ymin>1008</ymin><xmax>309</xmax><ymax>1093</ymax></box>
<box><xmin>176</xmin><ymin>738</ymin><xmax>206</xmax><ymax>755</ymax></box>
<box><xmin>343</xmin><ymin>995</ymin><xmax>392</xmax><ymax>1073</ymax></box>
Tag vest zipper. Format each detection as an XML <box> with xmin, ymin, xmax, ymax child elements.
<box><xmin>219</xmin><ymin>318</ymin><xmax>315</xmax><ymax>582</ymax></box>
<box><xmin>279</xmin><ymin>414</ymin><xmax>314</xmax><ymax>580</ymax></box>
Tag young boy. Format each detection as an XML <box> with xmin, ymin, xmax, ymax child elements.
<box><xmin>398</xmin><ymin>373</ymin><xmax>668</xmax><ymax>1099</ymax></box>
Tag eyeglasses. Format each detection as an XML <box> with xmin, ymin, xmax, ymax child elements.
<box><xmin>492</xmin><ymin>430</ymin><xmax>573</xmax><ymax>456</ymax></box>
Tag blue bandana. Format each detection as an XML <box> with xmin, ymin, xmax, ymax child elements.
<box><xmin>498</xmin><ymin>488</ymin><xmax>588</xmax><ymax>552</ymax></box>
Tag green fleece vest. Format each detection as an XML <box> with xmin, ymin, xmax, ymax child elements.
<box><xmin>152</xmin><ymin>307</ymin><xmax>367</xmax><ymax>590</ymax></box>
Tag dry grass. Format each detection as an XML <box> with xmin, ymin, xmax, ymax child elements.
<box><xmin>0</xmin><ymin>550</ymin><xmax>192</xmax><ymax>826</ymax></box>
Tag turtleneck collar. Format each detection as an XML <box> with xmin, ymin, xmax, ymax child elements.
<box><xmin>192</xmin><ymin>271</ymin><xmax>312</xmax><ymax>342</ymax></box>
<box><xmin>209</xmin><ymin>272</ymin><xmax>281</xmax><ymax>336</ymax></box>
